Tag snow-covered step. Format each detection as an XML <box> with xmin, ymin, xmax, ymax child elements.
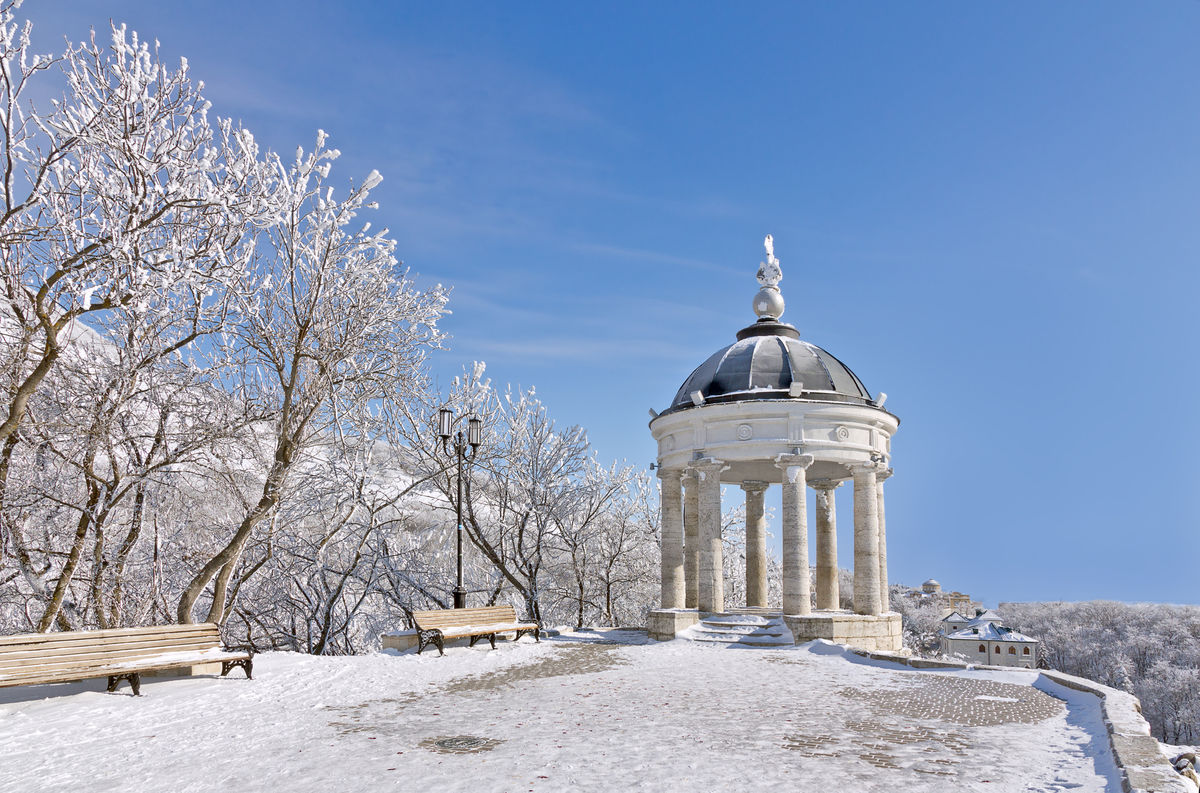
<box><xmin>680</xmin><ymin>612</ymin><xmax>796</xmax><ymax>648</ymax></box>
<box><xmin>697</xmin><ymin>622</ymin><xmax>782</xmax><ymax>636</ymax></box>
<box><xmin>701</xmin><ymin>615</ymin><xmax>775</xmax><ymax>627</ymax></box>
<box><xmin>691</xmin><ymin>628</ymin><xmax>792</xmax><ymax>643</ymax></box>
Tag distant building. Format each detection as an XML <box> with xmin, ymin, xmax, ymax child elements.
<box><xmin>940</xmin><ymin>611</ymin><xmax>1038</xmax><ymax>668</ymax></box>
<box><xmin>898</xmin><ymin>578</ymin><xmax>977</xmax><ymax>615</ymax></box>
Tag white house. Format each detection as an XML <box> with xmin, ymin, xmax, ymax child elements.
<box><xmin>940</xmin><ymin>612</ymin><xmax>1039</xmax><ymax>668</ymax></box>
<box><xmin>939</xmin><ymin>611</ymin><xmax>970</xmax><ymax>635</ymax></box>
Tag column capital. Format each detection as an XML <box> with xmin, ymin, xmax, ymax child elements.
<box><xmin>848</xmin><ymin>461</ymin><xmax>881</xmax><ymax>478</ymax></box>
<box><xmin>808</xmin><ymin>478</ymin><xmax>843</xmax><ymax>491</ymax></box>
<box><xmin>656</xmin><ymin>466</ymin><xmax>684</xmax><ymax>482</ymax></box>
<box><xmin>775</xmin><ymin>453</ymin><xmax>813</xmax><ymax>487</ymax></box>
<box><xmin>877</xmin><ymin>467</ymin><xmax>894</xmax><ymax>483</ymax></box>
<box><xmin>773</xmin><ymin>452</ymin><xmax>814</xmax><ymax>470</ymax></box>
<box><xmin>690</xmin><ymin>456</ymin><xmax>728</xmax><ymax>481</ymax></box>
<box><xmin>740</xmin><ymin>479</ymin><xmax>769</xmax><ymax>495</ymax></box>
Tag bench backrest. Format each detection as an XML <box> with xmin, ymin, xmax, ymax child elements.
<box><xmin>0</xmin><ymin>623</ymin><xmax>223</xmax><ymax>685</ymax></box>
<box><xmin>412</xmin><ymin>605</ymin><xmax>520</xmax><ymax>630</ymax></box>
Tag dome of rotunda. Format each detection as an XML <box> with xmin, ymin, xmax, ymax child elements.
<box><xmin>660</xmin><ymin>234</ymin><xmax>881</xmax><ymax>416</ymax></box>
<box><xmin>664</xmin><ymin>320</ymin><xmax>873</xmax><ymax>414</ymax></box>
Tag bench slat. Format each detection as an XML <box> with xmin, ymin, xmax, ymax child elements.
<box><xmin>412</xmin><ymin>607</ymin><xmax>518</xmax><ymax>625</ymax></box>
<box><xmin>413</xmin><ymin>614</ymin><xmax>514</xmax><ymax>621</ymax></box>
<box><xmin>0</xmin><ymin>624</ymin><xmax>220</xmax><ymax>648</ymax></box>
<box><xmin>0</xmin><ymin>639</ymin><xmax>222</xmax><ymax>671</ymax></box>
<box><xmin>439</xmin><ymin>623</ymin><xmax>538</xmax><ymax>639</ymax></box>
<box><xmin>0</xmin><ymin>650</ymin><xmax>251</xmax><ymax>680</ymax></box>
<box><xmin>0</xmin><ymin>633</ymin><xmax>218</xmax><ymax>657</ymax></box>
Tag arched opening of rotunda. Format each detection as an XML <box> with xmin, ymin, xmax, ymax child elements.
<box><xmin>647</xmin><ymin>236</ymin><xmax>902</xmax><ymax>651</ymax></box>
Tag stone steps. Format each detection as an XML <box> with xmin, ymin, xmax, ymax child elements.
<box><xmin>682</xmin><ymin>612</ymin><xmax>795</xmax><ymax>647</ymax></box>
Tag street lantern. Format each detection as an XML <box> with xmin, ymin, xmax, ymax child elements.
<box><xmin>437</xmin><ymin>407</ymin><xmax>482</xmax><ymax>608</ymax></box>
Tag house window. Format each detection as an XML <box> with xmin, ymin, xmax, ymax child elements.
<box><xmin>1023</xmin><ymin>647</ymin><xmax>1030</xmax><ymax>655</ymax></box>
<box><xmin>978</xmin><ymin>644</ymin><xmax>986</xmax><ymax>653</ymax></box>
<box><xmin>995</xmin><ymin>646</ymin><xmax>1002</xmax><ymax>653</ymax></box>
<box><xmin>1008</xmin><ymin>647</ymin><xmax>1016</xmax><ymax>655</ymax></box>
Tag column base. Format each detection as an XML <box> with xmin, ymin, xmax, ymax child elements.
<box><xmin>647</xmin><ymin>608</ymin><xmax>703</xmax><ymax>641</ymax></box>
<box><xmin>782</xmin><ymin>611</ymin><xmax>902</xmax><ymax>652</ymax></box>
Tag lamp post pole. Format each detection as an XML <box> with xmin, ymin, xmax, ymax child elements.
<box><xmin>438</xmin><ymin>408</ymin><xmax>482</xmax><ymax>609</ymax></box>
<box><xmin>454</xmin><ymin>429</ymin><xmax>465</xmax><ymax>608</ymax></box>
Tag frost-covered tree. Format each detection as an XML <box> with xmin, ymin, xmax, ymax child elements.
<box><xmin>0</xmin><ymin>6</ymin><xmax>281</xmax><ymax>631</ymax></box>
<box><xmin>390</xmin><ymin>364</ymin><xmax>660</xmax><ymax>629</ymax></box>
<box><xmin>546</xmin><ymin>458</ymin><xmax>637</xmax><ymax>629</ymax></box>
<box><xmin>587</xmin><ymin>472</ymin><xmax>660</xmax><ymax>627</ymax></box>
<box><xmin>175</xmin><ymin>134</ymin><xmax>446</xmax><ymax>624</ymax></box>
<box><xmin>1001</xmin><ymin>600</ymin><xmax>1200</xmax><ymax>743</ymax></box>
<box><xmin>0</xmin><ymin>9</ymin><xmax>275</xmax><ymax>517</ymax></box>
<box><xmin>10</xmin><ymin>330</ymin><xmax>252</xmax><ymax>631</ymax></box>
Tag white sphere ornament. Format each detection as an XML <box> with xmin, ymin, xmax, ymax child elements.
<box><xmin>753</xmin><ymin>287</ymin><xmax>784</xmax><ymax>320</ymax></box>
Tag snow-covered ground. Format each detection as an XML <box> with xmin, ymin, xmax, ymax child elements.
<box><xmin>0</xmin><ymin>632</ymin><xmax>1124</xmax><ymax>792</ymax></box>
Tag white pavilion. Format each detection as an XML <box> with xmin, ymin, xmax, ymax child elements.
<box><xmin>647</xmin><ymin>236</ymin><xmax>902</xmax><ymax>651</ymax></box>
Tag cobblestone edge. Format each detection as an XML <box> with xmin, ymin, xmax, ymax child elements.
<box><xmin>851</xmin><ymin>649</ymin><xmax>1194</xmax><ymax>793</ymax></box>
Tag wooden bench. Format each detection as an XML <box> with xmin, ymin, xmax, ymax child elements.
<box><xmin>0</xmin><ymin>623</ymin><xmax>253</xmax><ymax>696</ymax></box>
<box><xmin>412</xmin><ymin>605</ymin><xmax>539</xmax><ymax>656</ymax></box>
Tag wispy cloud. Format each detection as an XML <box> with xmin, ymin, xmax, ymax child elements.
<box><xmin>456</xmin><ymin>335</ymin><xmax>697</xmax><ymax>364</ymax></box>
<box><xmin>570</xmin><ymin>242</ymin><xmax>741</xmax><ymax>277</ymax></box>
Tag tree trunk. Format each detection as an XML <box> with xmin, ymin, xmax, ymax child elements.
<box><xmin>38</xmin><ymin>483</ymin><xmax>104</xmax><ymax>632</ymax></box>
<box><xmin>177</xmin><ymin>486</ymin><xmax>277</xmax><ymax>624</ymax></box>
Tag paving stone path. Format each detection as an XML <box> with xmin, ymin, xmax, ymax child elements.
<box><xmin>320</xmin><ymin>636</ymin><xmax>1115</xmax><ymax>792</ymax></box>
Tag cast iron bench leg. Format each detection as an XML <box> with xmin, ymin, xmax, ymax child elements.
<box><xmin>417</xmin><ymin>629</ymin><xmax>444</xmax><ymax>656</ymax></box>
<box><xmin>107</xmin><ymin>672</ymin><xmax>141</xmax><ymax>696</ymax></box>
<box><xmin>221</xmin><ymin>658</ymin><xmax>253</xmax><ymax>679</ymax></box>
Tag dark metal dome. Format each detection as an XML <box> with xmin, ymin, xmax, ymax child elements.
<box><xmin>664</xmin><ymin>319</ymin><xmax>873</xmax><ymax>414</ymax></box>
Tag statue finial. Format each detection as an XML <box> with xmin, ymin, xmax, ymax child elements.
<box><xmin>753</xmin><ymin>234</ymin><xmax>785</xmax><ymax>320</ymax></box>
<box><xmin>757</xmin><ymin>234</ymin><xmax>782</xmax><ymax>288</ymax></box>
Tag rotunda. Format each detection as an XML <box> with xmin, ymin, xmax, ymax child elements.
<box><xmin>647</xmin><ymin>236</ymin><xmax>902</xmax><ymax>650</ymax></box>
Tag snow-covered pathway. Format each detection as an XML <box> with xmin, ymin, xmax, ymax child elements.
<box><xmin>0</xmin><ymin>632</ymin><xmax>1122</xmax><ymax>792</ymax></box>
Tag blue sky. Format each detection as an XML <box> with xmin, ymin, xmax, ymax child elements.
<box><xmin>24</xmin><ymin>2</ymin><xmax>1200</xmax><ymax>606</ymax></box>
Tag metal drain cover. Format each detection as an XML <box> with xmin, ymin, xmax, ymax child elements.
<box><xmin>421</xmin><ymin>735</ymin><xmax>502</xmax><ymax>754</ymax></box>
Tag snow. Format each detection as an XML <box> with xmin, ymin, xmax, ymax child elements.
<box><xmin>0</xmin><ymin>632</ymin><xmax>1125</xmax><ymax>792</ymax></box>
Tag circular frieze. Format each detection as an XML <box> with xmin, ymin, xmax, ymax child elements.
<box><xmin>736</xmin><ymin>424</ymin><xmax>753</xmax><ymax>441</ymax></box>
<box><xmin>835</xmin><ymin>426</ymin><xmax>850</xmax><ymax>441</ymax></box>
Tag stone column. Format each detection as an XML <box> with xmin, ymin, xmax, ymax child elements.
<box><xmin>810</xmin><ymin>479</ymin><xmax>842</xmax><ymax>611</ymax></box>
<box><xmin>683</xmin><ymin>471</ymin><xmax>699</xmax><ymax>609</ymax></box>
<box><xmin>693</xmin><ymin>457</ymin><xmax>728</xmax><ymax>614</ymax></box>
<box><xmin>876</xmin><ymin>468</ymin><xmax>893</xmax><ymax>615</ymax></box>
<box><xmin>850</xmin><ymin>462</ymin><xmax>881</xmax><ymax>616</ymax></box>
<box><xmin>658</xmin><ymin>467</ymin><xmax>685</xmax><ymax>609</ymax></box>
<box><xmin>775</xmin><ymin>453</ymin><xmax>814</xmax><ymax>616</ymax></box>
<box><xmin>741</xmin><ymin>481</ymin><xmax>769</xmax><ymax>608</ymax></box>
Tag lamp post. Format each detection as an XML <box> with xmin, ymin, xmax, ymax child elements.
<box><xmin>437</xmin><ymin>407</ymin><xmax>482</xmax><ymax>609</ymax></box>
